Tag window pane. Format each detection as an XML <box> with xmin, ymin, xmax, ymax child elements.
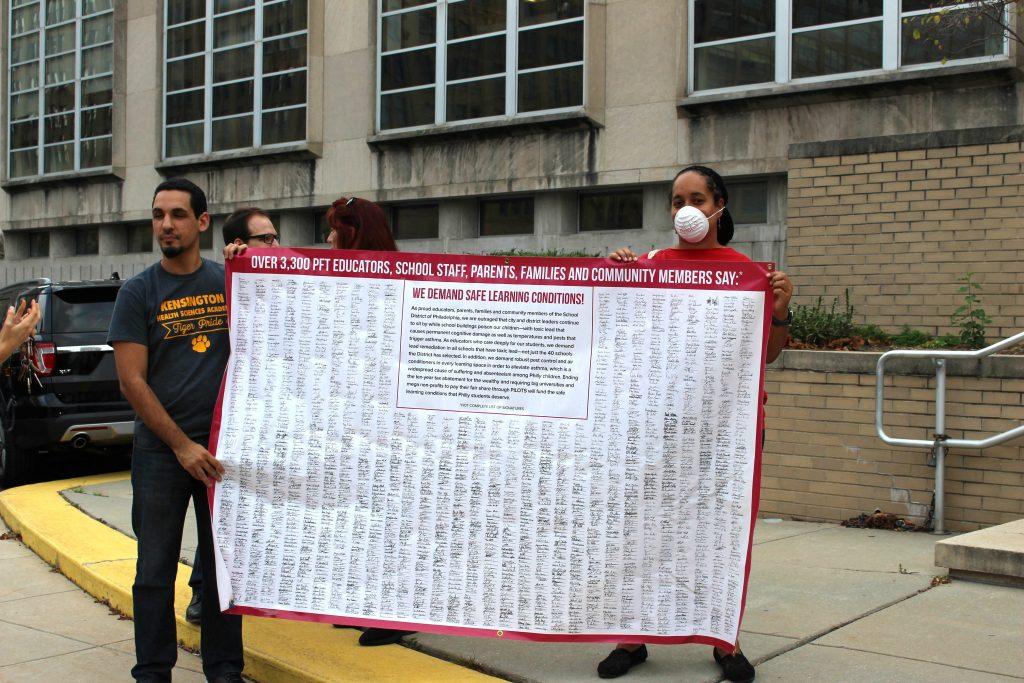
<box><xmin>728</xmin><ymin>181</ymin><xmax>768</xmax><ymax>223</ymax></box>
<box><xmin>518</xmin><ymin>0</ymin><xmax>583</xmax><ymax>27</ymax></box>
<box><xmin>80</xmin><ymin>136</ymin><xmax>111</xmax><ymax>168</ymax></box>
<box><xmin>11</xmin><ymin>149</ymin><xmax>39</xmax><ymax>178</ymax></box>
<box><xmin>28</xmin><ymin>231</ymin><xmax>50</xmax><ymax>258</ymax></box>
<box><xmin>81</xmin><ymin>105</ymin><xmax>111</xmax><ymax>137</ymax></box>
<box><xmin>693</xmin><ymin>37</ymin><xmax>774</xmax><ymax>90</ymax></box>
<box><xmin>167</xmin><ymin>89</ymin><xmax>204</xmax><ymax>124</ymax></box>
<box><xmin>579</xmin><ymin>190</ymin><xmax>643</xmax><ymax>232</ymax></box>
<box><xmin>82</xmin><ymin>13</ymin><xmax>112</xmax><ymax>46</ymax></box>
<box><xmin>380</xmin><ymin>88</ymin><xmax>434</xmax><ymax>129</ymax></box>
<box><xmin>213</xmin><ymin>80</ymin><xmax>253</xmax><ymax>116</ymax></box>
<box><xmin>262</xmin><ymin>107</ymin><xmax>305</xmax><ymax>144</ymax></box>
<box><xmin>393</xmin><ymin>204</ymin><xmax>439</xmax><ymax>240</ymax></box>
<box><xmin>168</xmin><ymin>0</ymin><xmax>205</xmax><ymax>25</ymax></box>
<box><xmin>12</xmin><ymin>34</ymin><xmax>40</xmax><ymax>63</ymax></box>
<box><xmin>902</xmin><ymin>9</ymin><xmax>1004</xmax><ymax>65</ymax></box>
<box><xmin>212</xmin><ymin>115</ymin><xmax>253</xmax><ymax>150</ymax></box>
<box><xmin>448</xmin><ymin>35</ymin><xmax>505</xmax><ymax>80</ymax></box>
<box><xmin>213</xmin><ymin>45</ymin><xmax>254</xmax><ymax>81</ymax></box>
<box><xmin>10</xmin><ymin>120</ymin><xmax>39</xmax><ymax>149</ymax></box>
<box><xmin>215</xmin><ymin>0</ymin><xmax>254</xmax><ymax>11</ymax></box>
<box><xmin>901</xmin><ymin>0</ymin><xmax>961</xmax><ymax>10</ymax></box>
<box><xmin>11</xmin><ymin>92</ymin><xmax>39</xmax><ymax>120</ymax></box>
<box><xmin>449</xmin><ymin>0</ymin><xmax>505</xmax><ymax>39</ymax></box>
<box><xmin>446</xmin><ymin>76</ymin><xmax>504</xmax><ymax>121</ymax></box>
<box><xmin>45</xmin><ymin>0</ymin><xmax>74</xmax><ymax>25</ymax></box>
<box><xmin>44</xmin><ymin>142</ymin><xmax>73</xmax><ymax>173</ymax></box>
<box><xmin>45</xmin><ymin>23</ymin><xmax>74</xmax><ymax>54</ymax></box>
<box><xmin>11</xmin><ymin>4</ymin><xmax>40</xmax><ymax>35</ymax></box>
<box><xmin>382</xmin><ymin>7</ymin><xmax>435</xmax><ymax>52</ymax></box>
<box><xmin>213</xmin><ymin>9</ymin><xmax>254</xmax><ymax>48</ymax></box>
<box><xmin>44</xmin><ymin>112</ymin><xmax>73</xmax><ymax>142</ymax></box>
<box><xmin>263</xmin><ymin>35</ymin><xmax>307</xmax><ymax>72</ymax></box>
<box><xmin>81</xmin><ymin>75</ymin><xmax>112</xmax><ymax>106</ymax></box>
<box><xmin>45</xmin><ymin>83</ymin><xmax>74</xmax><ymax>112</ymax></box>
<box><xmin>480</xmin><ymin>198</ymin><xmax>534</xmax><ymax>236</ymax></box>
<box><xmin>167</xmin><ymin>21</ymin><xmax>205</xmax><ymax>58</ymax></box>
<box><xmin>792</xmin><ymin>21</ymin><xmax>882</xmax><ymax>78</ymax></box>
<box><xmin>517</xmin><ymin>65</ymin><xmax>582</xmax><ymax>112</ymax></box>
<box><xmin>167</xmin><ymin>55</ymin><xmax>205</xmax><ymax>90</ymax></box>
<box><xmin>126</xmin><ymin>224</ymin><xmax>153</xmax><ymax>253</ymax></box>
<box><xmin>381</xmin><ymin>47</ymin><xmax>435</xmax><ymax>90</ymax></box>
<box><xmin>264</xmin><ymin>0</ymin><xmax>307</xmax><ymax>38</ymax></box>
<box><xmin>383</xmin><ymin>0</ymin><xmax>431</xmax><ymax>10</ymax></box>
<box><xmin>74</xmin><ymin>228</ymin><xmax>99</xmax><ymax>255</ymax></box>
<box><xmin>263</xmin><ymin>71</ymin><xmax>306</xmax><ymax>109</ymax></box>
<box><xmin>11</xmin><ymin>61</ymin><xmax>39</xmax><ymax>92</ymax></box>
<box><xmin>166</xmin><ymin>123</ymin><xmax>204</xmax><ymax>157</ymax></box>
<box><xmin>81</xmin><ymin>44</ymin><xmax>112</xmax><ymax>76</ymax></box>
<box><xmin>693</xmin><ymin>0</ymin><xmax>774</xmax><ymax>43</ymax></box>
<box><xmin>83</xmin><ymin>0</ymin><xmax>113</xmax><ymax>12</ymax></box>
<box><xmin>518</xmin><ymin>22</ymin><xmax>582</xmax><ymax>70</ymax></box>
<box><xmin>45</xmin><ymin>53</ymin><xmax>74</xmax><ymax>83</ymax></box>
<box><xmin>793</xmin><ymin>0</ymin><xmax>882</xmax><ymax>28</ymax></box>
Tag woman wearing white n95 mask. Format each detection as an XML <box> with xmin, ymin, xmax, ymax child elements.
<box><xmin>599</xmin><ymin>166</ymin><xmax>794</xmax><ymax>683</ymax></box>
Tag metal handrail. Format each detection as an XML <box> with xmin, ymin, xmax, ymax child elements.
<box><xmin>876</xmin><ymin>329</ymin><xmax>1024</xmax><ymax>534</ymax></box>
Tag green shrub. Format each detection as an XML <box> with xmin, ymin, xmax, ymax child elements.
<box><xmin>891</xmin><ymin>325</ymin><xmax>934</xmax><ymax>347</ymax></box>
<box><xmin>790</xmin><ymin>290</ymin><xmax>856</xmax><ymax>347</ymax></box>
<box><xmin>951</xmin><ymin>272</ymin><xmax>991</xmax><ymax>348</ymax></box>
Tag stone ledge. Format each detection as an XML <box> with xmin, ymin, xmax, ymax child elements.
<box><xmin>768</xmin><ymin>349</ymin><xmax>1024</xmax><ymax>379</ymax></box>
<box><xmin>935</xmin><ymin>518</ymin><xmax>1024</xmax><ymax>587</ymax></box>
<box><xmin>366</xmin><ymin>111</ymin><xmax>602</xmax><ymax>147</ymax></box>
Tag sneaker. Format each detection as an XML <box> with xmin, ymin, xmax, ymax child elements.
<box><xmin>713</xmin><ymin>647</ymin><xmax>755</xmax><ymax>683</ymax></box>
<box><xmin>357</xmin><ymin>627</ymin><xmax>416</xmax><ymax>646</ymax></box>
<box><xmin>185</xmin><ymin>590</ymin><xmax>202</xmax><ymax>625</ymax></box>
<box><xmin>597</xmin><ymin>644</ymin><xmax>647</xmax><ymax>679</ymax></box>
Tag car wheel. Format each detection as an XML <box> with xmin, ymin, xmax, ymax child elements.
<box><xmin>0</xmin><ymin>429</ymin><xmax>32</xmax><ymax>487</ymax></box>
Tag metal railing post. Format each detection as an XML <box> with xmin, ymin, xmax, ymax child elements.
<box><xmin>933</xmin><ymin>359</ymin><xmax>946</xmax><ymax>535</ymax></box>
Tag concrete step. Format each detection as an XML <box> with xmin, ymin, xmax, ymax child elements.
<box><xmin>935</xmin><ymin>518</ymin><xmax>1024</xmax><ymax>588</ymax></box>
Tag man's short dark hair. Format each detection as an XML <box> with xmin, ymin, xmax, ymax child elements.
<box><xmin>153</xmin><ymin>178</ymin><xmax>208</xmax><ymax>218</ymax></box>
<box><xmin>222</xmin><ymin>207</ymin><xmax>271</xmax><ymax>245</ymax></box>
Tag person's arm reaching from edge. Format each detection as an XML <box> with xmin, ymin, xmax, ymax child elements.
<box><xmin>112</xmin><ymin>341</ymin><xmax>224</xmax><ymax>487</ymax></box>
<box><xmin>0</xmin><ymin>299</ymin><xmax>41</xmax><ymax>361</ymax></box>
<box><xmin>766</xmin><ymin>270</ymin><xmax>792</xmax><ymax>364</ymax></box>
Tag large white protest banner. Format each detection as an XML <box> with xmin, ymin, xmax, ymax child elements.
<box><xmin>209</xmin><ymin>249</ymin><xmax>772</xmax><ymax>647</ymax></box>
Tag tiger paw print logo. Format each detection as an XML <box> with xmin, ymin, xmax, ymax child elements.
<box><xmin>191</xmin><ymin>334</ymin><xmax>211</xmax><ymax>353</ymax></box>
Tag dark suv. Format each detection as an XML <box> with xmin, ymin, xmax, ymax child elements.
<box><xmin>0</xmin><ymin>278</ymin><xmax>134</xmax><ymax>485</ymax></box>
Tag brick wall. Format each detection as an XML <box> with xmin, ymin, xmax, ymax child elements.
<box><xmin>761</xmin><ymin>352</ymin><xmax>1024</xmax><ymax>532</ymax></box>
<box><xmin>787</xmin><ymin>128</ymin><xmax>1024</xmax><ymax>339</ymax></box>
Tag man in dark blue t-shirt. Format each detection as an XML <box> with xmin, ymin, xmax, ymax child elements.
<box><xmin>108</xmin><ymin>178</ymin><xmax>243</xmax><ymax>683</ymax></box>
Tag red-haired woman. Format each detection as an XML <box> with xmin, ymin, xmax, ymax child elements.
<box><xmin>325</xmin><ymin>197</ymin><xmax>414</xmax><ymax>648</ymax></box>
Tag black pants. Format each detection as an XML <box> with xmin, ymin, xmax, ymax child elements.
<box><xmin>130</xmin><ymin>444</ymin><xmax>242</xmax><ymax>681</ymax></box>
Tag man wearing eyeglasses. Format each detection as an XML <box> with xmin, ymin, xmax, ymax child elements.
<box><xmin>180</xmin><ymin>206</ymin><xmax>280</xmax><ymax>627</ymax></box>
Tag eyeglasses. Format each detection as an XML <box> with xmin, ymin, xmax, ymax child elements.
<box><xmin>246</xmin><ymin>233</ymin><xmax>278</xmax><ymax>245</ymax></box>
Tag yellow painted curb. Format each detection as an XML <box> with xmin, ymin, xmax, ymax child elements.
<box><xmin>0</xmin><ymin>473</ymin><xmax>499</xmax><ymax>682</ymax></box>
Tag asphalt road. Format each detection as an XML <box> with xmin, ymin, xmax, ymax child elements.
<box><xmin>1</xmin><ymin>447</ymin><xmax>130</xmax><ymax>493</ymax></box>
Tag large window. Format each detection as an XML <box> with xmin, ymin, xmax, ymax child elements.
<box><xmin>7</xmin><ymin>0</ymin><xmax>114</xmax><ymax>179</ymax></box>
<box><xmin>689</xmin><ymin>1</ymin><xmax>1008</xmax><ymax>94</ymax></box>
<box><xmin>164</xmin><ymin>0</ymin><xmax>308</xmax><ymax>159</ymax></box>
<box><xmin>578</xmin><ymin>189</ymin><xmax>643</xmax><ymax>232</ymax></box>
<box><xmin>392</xmin><ymin>203</ymin><xmax>440</xmax><ymax>239</ymax></box>
<box><xmin>377</xmin><ymin>0</ymin><xmax>584</xmax><ymax>131</ymax></box>
<box><xmin>479</xmin><ymin>196</ymin><xmax>533</xmax><ymax>236</ymax></box>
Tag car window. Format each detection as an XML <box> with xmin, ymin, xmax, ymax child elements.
<box><xmin>51</xmin><ymin>287</ymin><xmax>119</xmax><ymax>334</ymax></box>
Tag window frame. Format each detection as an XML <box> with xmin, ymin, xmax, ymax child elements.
<box><xmin>375</xmin><ymin>0</ymin><xmax>587</xmax><ymax>134</ymax></box>
<box><xmin>478</xmin><ymin>195</ymin><xmax>534</xmax><ymax>237</ymax></box>
<box><xmin>162</xmin><ymin>0</ymin><xmax>310</xmax><ymax>160</ymax></box>
<box><xmin>6</xmin><ymin>0</ymin><xmax>115</xmax><ymax>179</ymax></box>
<box><xmin>687</xmin><ymin>1</ymin><xmax>1010</xmax><ymax>96</ymax></box>
<box><xmin>391</xmin><ymin>202</ymin><xmax>441</xmax><ymax>241</ymax></box>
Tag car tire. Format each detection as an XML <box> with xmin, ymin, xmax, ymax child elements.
<box><xmin>0</xmin><ymin>429</ymin><xmax>32</xmax><ymax>487</ymax></box>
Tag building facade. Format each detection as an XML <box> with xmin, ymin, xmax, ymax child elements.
<box><xmin>1</xmin><ymin>2</ymin><xmax>1019</xmax><ymax>327</ymax></box>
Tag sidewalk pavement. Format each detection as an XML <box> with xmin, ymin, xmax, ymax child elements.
<box><xmin>0</xmin><ymin>516</ymin><xmax>206</xmax><ymax>680</ymax></box>
<box><xmin>3</xmin><ymin>472</ymin><xmax>1024</xmax><ymax>683</ymax></box>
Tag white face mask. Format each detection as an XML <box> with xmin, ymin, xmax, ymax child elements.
<box><xmin>674</xmin><ymin>205</ymin><xmax>724</xmax><ymax>243</ymax></box>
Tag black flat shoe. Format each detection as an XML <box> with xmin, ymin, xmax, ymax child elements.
<box><xmin>597</xmin><ymin>644</ymin><xmax>647</xmax><ymax>679</ymax></box>
<box><xmin>713</xmin><ymin>647</ymin><xmax>755</xmax><ymax>683</ymax></box>
<box><xmin>185</xmin><ymin>591</ymin><xmax>202</xmax><ymax>625</ymax></box>
<box><xmin>357</xmin><ymin>627</ymin><xmax>416</xmax><ymax>646</ymax></box>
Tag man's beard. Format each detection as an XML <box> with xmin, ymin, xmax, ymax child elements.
<box><xmin>160</xmin><ymin>244</ymin><xmax>184</xmax><ymax>258</ymax></box>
